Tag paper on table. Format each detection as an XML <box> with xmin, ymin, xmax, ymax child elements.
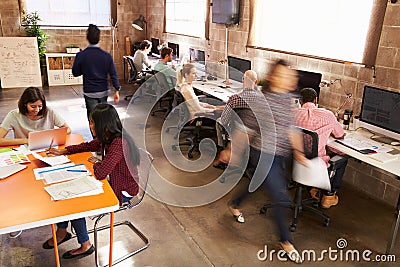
<box><xmin>34</xmin><ymin>162</ymin><xmax>76</xmax><ymax>180</ymax></box>
<box><xmin>292</xmin><ymin>157</ymin><xmax>331</xmax><ymax>191</ymax></box>
<box><xmin>44</xmin><ymin>176</ymin><xmax>104</xmax><ymax>201</ymax></box>
<box><xmin>32</xmin><ymin>152</ymin><xmax>70</xmax><ymax>166</ymax></box>
<box><xmin>34</xmin><ymin>163</ymin><xmax>89</xmax><ymax>184</ymax></box>
<box><xmin>0</xmin><ymin>151</ymin><xmax>30</xmax><ymax>167</ymax></box>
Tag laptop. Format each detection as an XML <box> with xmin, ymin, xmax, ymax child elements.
<box><xmin>27</xmin><ymin>127</ymin><xmax>68</xmax><ymax>151</ymax></box>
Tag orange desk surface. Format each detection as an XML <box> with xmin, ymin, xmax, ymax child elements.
<box><xmin>0</xmin><ymin>134</ymin><xmax>120</xmax><ymax>234</ymax></box>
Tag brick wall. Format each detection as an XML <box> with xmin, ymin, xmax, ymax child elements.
<box><xmin>0</xmin><ymin>0</ymin><xmax>399</xmax><ymax>206</ymax></box>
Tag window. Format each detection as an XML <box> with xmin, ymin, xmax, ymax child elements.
<box><xmin>165</xmin><ymin>0</ymin><xmax>208</xmax><ymax>38</ymax></box>
<box><xmin>23</xmin><ymin>0</ymin><xmax>110</xmax><ymax>27</ymax></box>
<box><xmin>248</xmin><ymin>0</ymin><xmax>387</xmax><ymax>66</ymax></box>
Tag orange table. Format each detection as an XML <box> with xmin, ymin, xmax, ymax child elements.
<box><xmin>0</xmin><ymin>134</ymin><xmax>120</xmax><ymax>267</ymax></box>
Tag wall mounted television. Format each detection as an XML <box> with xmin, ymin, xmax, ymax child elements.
<box><xmin>296</xmin><ymin>70</ymin><xmax>322</xmax><ymax>96</ymax></box>
<box><xmin>212</xmin><ymin>0</ymin><xmax>241</xmax><ymax>25</ymax></box>
<box><xmin>167</xmin><ymin>42</ymin><xmax>179</xmax><ymax>61</ymax></box>
<box><xmin>359</xmin><ymin>85</ymin><xmax>400</xmax><ymax>143</ymax></box>
<box><xmin>227</xmin><ymin>56</ymin><xmax>251</xmax><ymax>82</ymax></box>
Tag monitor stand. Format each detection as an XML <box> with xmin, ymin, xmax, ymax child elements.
<box><xmin>371</xmin><ymin>135</ymin><xmax>398</xmax><ymax>145</ymax></box>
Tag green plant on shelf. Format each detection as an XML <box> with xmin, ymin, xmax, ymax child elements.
<box><xmin>21</xmin><ymin>11</ymin><xmax>48</xmax><ymax>59</ymax></box>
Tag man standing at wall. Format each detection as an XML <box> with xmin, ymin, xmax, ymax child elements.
<box><xmin>72</xmin><ymin>24</ymin><xmax>120</xmax><ymax>123</ymax></box>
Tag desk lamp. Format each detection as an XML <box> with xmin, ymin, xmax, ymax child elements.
<box><xmin>132</xmin><ymin>15</ymin><xmax>147</xmax><ymax>39</ymax></box>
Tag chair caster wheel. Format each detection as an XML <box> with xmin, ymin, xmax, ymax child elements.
<box><xmin>260</xmin><ymin>208</ymin><xmax>267</xmax><ymax>214</ymax></box>
<box><xmin>219</xmin><ymin>176</ymin><xmax>226</xmax><ymax>183</ymax></box>
<box><xmin>188</xmin><ymin>152</ymin><xmax>194</xmax><ymax>158</ymax></box>
<box><xmin>324</xmin><ymin>218</ymin><xmax>330</xmax><ymax>227</ymax></box>
<box><xmin>172</xmin><ymin>145</ymin><xmax>177</xmax><ymax>151</ymax></box>
<box><xmin>290</xmin><ymin>225</ymin><xmax>297</xmax><ymax>232</ymax></box>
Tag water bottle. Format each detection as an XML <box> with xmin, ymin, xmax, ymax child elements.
<box><xmin>343</xmin><ymin>109</ymin><xmax>353</xmax><ymax>130</ymax></box>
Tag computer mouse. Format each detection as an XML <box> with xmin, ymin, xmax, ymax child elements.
<box><xmin>390</xmin><ymin>141</ymin><xmax>400</xmax><ymax>146</ymax></box>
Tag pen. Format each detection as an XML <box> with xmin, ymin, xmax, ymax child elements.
<box><xmin>38</xmin><ymin>163</ymin><xmax>85</xmax><ymax>174</ymax></box>
<box><xmin>49</xmin><ymin>139</ymin><xmax>54</xmax><ymax>150</ymax></box>
<box><xmin>66</xmin><ymin>170</ymin><xmax>87</xmax><ymax>172</ymax></box>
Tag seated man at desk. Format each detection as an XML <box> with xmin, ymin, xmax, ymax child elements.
<box><xmin>154</xmin><ymin>47</ymin><xmax>177</xmax><ymax>89</ymax></box>
<box><xmin>133</xmin><ymin>40</ymin><xmax>152</xmax><ymax>73</ymax></box>
<box><xmin>214</xmin><ymin>69</ymin><xmax>259</xmax><ymax>167</ymax></box>
<box><xmin>294</xmin><ymin>87</ymin><xmax>348</xmax><ymax>208</ymax></box>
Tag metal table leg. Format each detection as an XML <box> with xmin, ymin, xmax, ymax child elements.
<box><xmin>386</xmin><ymin>191</ymin><xmax>400</xmax><ymax>254</ymax></box>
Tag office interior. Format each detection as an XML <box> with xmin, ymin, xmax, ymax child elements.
<box><xmin>0</xmin><ymin>0</ymin><xmax>400</xmax><ymax>266</ymax></box>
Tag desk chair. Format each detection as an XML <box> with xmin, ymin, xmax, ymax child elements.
<box><xmin>150</xmin><ymin>71</ymin><xmax>176</xmax><ymax>117</ymax></box>
<box><xmin>89</xmin><ymin>148</ymin><xmax>154</xmax><ymax>267</ymax></box>
<box><xmin>260</xmin><ymin>128</ymin><xmax>346</xmax><ymax>231</ymax></box>
<box><xmin>169</xmin><ymin>90</ymin><xmax>216</xmax><ymax>158</ymax></box>
<box><xmin>123</xmin><ymin>56</ymin><xmax>154</xmax><ymax>102</ymax></box>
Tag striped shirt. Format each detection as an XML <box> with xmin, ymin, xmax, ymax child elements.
<box><xmin>294</xmin><ymin>102</ymin><xmax>344</xmax><ymax>164</ymax></box>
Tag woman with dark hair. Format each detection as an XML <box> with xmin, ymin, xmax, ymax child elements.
<box><xmin>0</xmin><ymin>86</ymin><xmax>70</xmax><ymax>146</ymax></box>
<box><xmin>43</xmin><ymin>103</ymin><xmax>140</xmax><ymax>259</ymax></box>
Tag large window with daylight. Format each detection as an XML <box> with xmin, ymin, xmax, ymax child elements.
<box><xmin>23</xmin><ymin>0</ymin><xmax>110</xmax><ymax>27</ymax></box>
<box><xmin>248</xmin><ymin>0</ymin><xmax>387</xmax><ymax>66</ymax></box>
<box><xmin>165</xmin><ymin>0</ymin><xmax>208</xmax><ymax>38</ymax></box>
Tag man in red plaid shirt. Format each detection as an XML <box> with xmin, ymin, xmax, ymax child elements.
<box><xmin>294</xmin><ymin>87</ymin><xmax>348</xmax><ymax>208</ymax></box>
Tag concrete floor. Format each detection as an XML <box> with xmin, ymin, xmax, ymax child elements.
<box><xmin>0</xmin><ymin>83</ymin><xmax>399</xmax><ymax>267</ymax></box>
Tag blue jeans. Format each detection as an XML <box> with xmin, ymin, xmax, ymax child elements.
<box><xmin>229</xmin><ymin>147</ymin><xmax>293</xmax><ymax>243</ymax></box>
<box><xmin>57</xmin><ymin>218</ymin><xmax>89</xmax><ymax>244</ymax></box>
<box><xmin>84</xmin><ymin>95</ymin><xmax>108</xmax><ymax>121</ymax></box>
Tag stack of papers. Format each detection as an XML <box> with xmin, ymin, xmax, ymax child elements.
<box><xmin>34</xmin><ymin>163</ymin><xmax>89</xmax><ymax>184</ymax></box>
<box><xmin>0</xmin><ymin>151</ymin><xmax>30</xmax><ymax>167</ymax></box>
<box><xmin>44</xmin><ymin>176</ymin><xmax>104</xmax><ymax>201</ymax></box>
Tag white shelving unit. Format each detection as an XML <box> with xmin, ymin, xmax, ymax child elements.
<box><xmin>45</xmin><ymin>53</ymin><xmax>82</xmax><ymax>86</ymax></box>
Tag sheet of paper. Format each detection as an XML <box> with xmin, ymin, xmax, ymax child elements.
<box><xmin>33</xmin><ymin>162</ymin><xmax>76</xmax><ymax>180</ymax></box>
<box><xmin>0</xmin><ymin>151</ymin><xmax>30</xmax><ymax>167</ymax></box>
<box><xmin>31</xmin><ymin>152</ymin><xmax>70</xmax><ymax>166</ymax></box>
<box><xmin>44</xmin><ymin>176</ymin><xmax>104</xmax><ymax>201</ymax></box>
<box><xmin>292</xmin><ymin>157</ymin><xmax>331</xmax><ymax>191</ymax></box>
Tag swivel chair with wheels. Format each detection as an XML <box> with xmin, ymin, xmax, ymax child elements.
<box><xmin>89</xmin><ymin>148</ymin><xmax>154</xmax><ymax>267</ymax></box>
<box><xmin>168</xmin><ymin>90</ymin><xmax>216</xmax><ymax>158</ymax></box>
<box><xmin>260</xmin><ymin>127</ymin><xmax>346</xmax><ymax>231</ymax></box>
<box><xmin>123</xmin><ymin>56</ymin><xmax>154</xmax><ymax>102</ymax></box>
<box><xmin>150</xmin><ymin>71</ymin><xmax>176</xmax><ymax>117</ymax></box>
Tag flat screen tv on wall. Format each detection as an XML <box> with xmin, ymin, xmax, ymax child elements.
<box><xmin>212</xmin><ymin>0</ymin><xmax>240</xmax><ymax>25</ymax></box>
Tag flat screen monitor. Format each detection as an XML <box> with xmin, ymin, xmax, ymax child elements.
<box><xmin>151</xmin><ymin>37</ymin><xmax>160</xmax><ymax>57</ymax></box>
<box><xmin>189</xmin><ymin>48</ymin><xmax>205</xmax><ymax>64</ymax></box>
<box><xmin>227</xmin><ymin>56</ymin><xmax>251</xmax><ymax>82</ymax></box>
<box><xmin>212</xmin><ymin>0</ymin><xmax>241</xmax><ymax>25</ymax></box>
<box><xmin>296</xmin><ymin>70</ymin><xmax>322</xmax><ymax>96</ymax></box>
<box><xmin>168</xmin><ymin>42</ymin><xmax>179</xmax><ymax>61</ymax></box>
<box><xmin>359</xmin><ymin>86</ymin><xmax>400</xmax><ymax>141</ymax></box>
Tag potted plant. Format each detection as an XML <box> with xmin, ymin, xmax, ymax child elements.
<box><xmin>21</xmin><ymin>11</ymin><xmax>48</xmax><ymax>59</ymax></box>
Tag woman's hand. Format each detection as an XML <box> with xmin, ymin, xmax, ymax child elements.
<box><xmin>46</xmin><ymin>148</ymin><xmax>67</xmax><ymax>156</ymax></box>
<box><xmin>88</xmin><ymin>156</ymin><xmax>100</xmax><ymax>164</ymax></box>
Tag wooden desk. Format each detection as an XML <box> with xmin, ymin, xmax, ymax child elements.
<box><xmin>328</xmin><ymin>129</ymin><xmax>400</xmax><ymax>254</ymax></box>
<box><xmin>0</xmin><ymin>134</ymin><xmax>120</xmax><ymax>267</ymax></box>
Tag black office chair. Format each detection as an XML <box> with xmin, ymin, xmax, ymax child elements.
<box><xmin>260</xmin><ymin>127</ymin><xmax>346</xmax><ymax>232</ymax></box>
<box><xmin>123</xmin><ymin>56</ymin><xmax>154</xmax><ymax>102</ymax></box>
<box><xmin>150</xmin><ymin>71</ymin><xmax>176</xmax><ymax>117</ymax></box>
<box><xmin>169</xmin><ymin>90</ymin><xmax>216</xmax><ymax>158</ymax></box>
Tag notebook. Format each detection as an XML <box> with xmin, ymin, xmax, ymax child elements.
<box><xmin>0</xmin><ymin>164</ymin><xmax>27</xmax><ymax>179</ymax></box>
<box><xmin>28</xmin><ymin>127</ymin><xmax>67</xmax><ymax>151</ymax></box>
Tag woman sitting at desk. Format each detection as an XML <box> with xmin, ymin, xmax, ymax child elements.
<box><xmin>43</xmin><ymin>103</ymin><xmax>140</xmax><ymax>259</ymax></box>
<box><xmin>177</xmin><ymin>63</ymin><xmax>223</xmax><ymax>120</ymax></box>
<box><xmin>0</xmin><ymin>86</ymin><xmax>71</xmax><ymax>147</ymax></box>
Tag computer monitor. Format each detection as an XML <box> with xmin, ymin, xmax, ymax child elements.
<box><xmin>151</xmin><ymin>37</ymin><xmax>160</xmax><ymax>57</ymax></box>
<box><xmin>296</xmin><ymin>70</ymin><xmax>322</xmax><ymax>96</ymax></box>
<box><xmin>168</xmin><ymin>42</ymin><xmax>179</xmax><ymax>61</ymax></box>
<box><xmin>359</xmin><ymin>85</ymin><xmax>400</xmax><ymax>143</ymax></box>
<box><xmin>189</xmin><ymin>48</ymin><xmax>205</xmax><ymax>64</ymax></box>
<box><xmin>227</xmin><ymin>56</ymin><xmax>251</xmax><ymax>82</ymax></box>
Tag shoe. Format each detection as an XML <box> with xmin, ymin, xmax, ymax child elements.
<box><xmin>321</xmin><ymin>194</ymin><xmax>339</xmax><ymax>209</ymax></box>
<box><xmin>309</xmin><ymin>188</ymin><xmax>321</xmax><ymax>201</ymax></box>
<box><xmin>62</xmin><ymin>245</ymin><xmax>95</xmax><ymax>259</ymax></box>
<box><xmin>9</xmin><ymin>230</ymin><xmax>22</xmax><ymax>238</ymax></box>
<box><xmin>42</xmin><ymin>232</ymin><xmax>72</xmax><ymax>249</ymax></box>
<box><xmin>233</xmin><ymin>213</ymin><xmax>245</xmax><ymax>223</ymax></box>
<box><xmin>280</xmin><ymin>242</ymin><xmax>303</xmax><ymax>264</ymax></box>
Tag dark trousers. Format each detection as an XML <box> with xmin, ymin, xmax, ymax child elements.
<box><xmin>229</xmin><ymin>147</ymin><xmax>293</xmax><ymax>243</ymax></box>
<box><xmin>57</xmin><ymin>218</ymin><xmax>89</xmax><ymax>244</ymax></box>
<box><xmin>84</xmin><ymin>95</ymin><xmax>108</xmax><ymax>120</ymax></box>
<box><xmin>328</xmin><ymin>156</ymin><xmax>348</xmax><ymax>193</ymax></box>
